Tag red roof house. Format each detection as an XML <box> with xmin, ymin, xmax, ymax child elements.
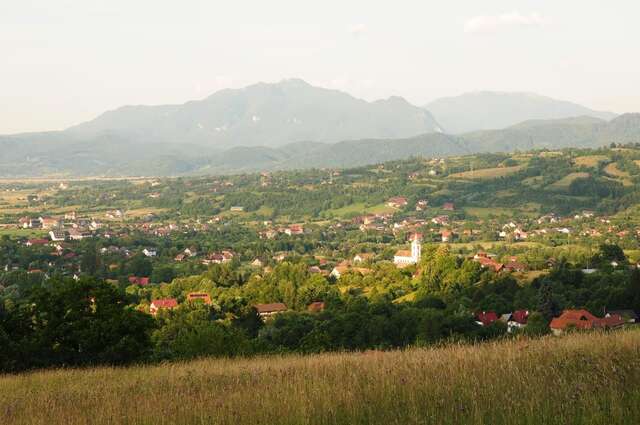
<box><xmin>550</xmin><ymin>309</ymin><xmax>625</xmax><ymax>335</ymax></box>
<box><xmin>128</xmin><ymin>276</ymin><xmax>150</xmax><ymax>286</ymax></box>
<box><xmin>150</xmin><ymin>298</ymin><xmax>178</xmax><ymax>315</ymax></box>
<box><xmin>307</xmin><ymin>301</ymin><xmax>326</xmax><ymax>313</ymax></box>
<box><xmin>476</xmin><ymin>311</ymin><xmax>499</xmax><ymax>326</ymax></box>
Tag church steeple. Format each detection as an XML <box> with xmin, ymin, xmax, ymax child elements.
<box><xmin>411</xmin><ymin>233</ymin><xmax>422</xmax><ymax>262</ymax></box>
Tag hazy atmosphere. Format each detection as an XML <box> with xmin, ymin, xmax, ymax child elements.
<box><xmin>3</xmin><ymin>3</ymin><xmax>640</xmax><ymax>424</ymax></box>
<box><xmin>2</xmin><ymin>0</ymin><xmax>639</xmax><ymax>134</ymax></box>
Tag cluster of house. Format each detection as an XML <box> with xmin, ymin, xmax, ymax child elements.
<box><xmin>472</xmin><ymin>252</ymin><xmax>528</xmax><ymax>273</ymax></box>
<box><xmin>325</xmin><ymin>234</ymin><xmax>530</xmax><ymax>278</ymax></box>
<box><xmin>386</xmin><ymin>196</ymin><xmax>454</xmax><ymax>212</ymax></box>
<box><xmin>201</xmin><ymin>250</ymin><xmax>235</xmax><ymax>265</ymax></box>
<box><xmin>258</xmin><ymin>224</ymin><xmax>305</xmax><ymax>239</ymax></box>
<box><xmin>18</xmin><ymin>214</ymin><xmax>100</xmax><ymax>242</ymax></box>
<box><xmin>476</xmin><ymin>308</ymin><xmax>636</xmax><ymax>334</ymax></box>
<box><xmin>148</xmin><ymin>296</ymin><xmax>325</xmax><ymax>319</ymax></box>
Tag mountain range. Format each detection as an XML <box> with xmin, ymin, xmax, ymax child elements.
<box><xmin>0</xmin><ymin>79</ymin><xmax>636</xmax><ymax>177</ymax></box>
<box><xmin>65</xmin><ymin>78</ymin><xmax>441</xmax><ymax>148</ymax></box>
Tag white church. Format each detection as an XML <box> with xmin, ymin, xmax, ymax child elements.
<box><xmin>393</xmin><ymin>233</ymin><xmax>422</xmax><ymax>266</ymax></box>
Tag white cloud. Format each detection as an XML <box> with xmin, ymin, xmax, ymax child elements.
<box><xmin>464</xmin><ymin>12</ymin><xmax>551</xmax><ymax>34</ymax></box>
<box><xmin>348</xmin><ymin>23</ymin><xmax>367</xmax><ymax>38</ymax></box>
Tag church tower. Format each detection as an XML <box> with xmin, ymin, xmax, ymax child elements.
<box><xmin>411</xmin><ymin>233</ymin><xmax>422</xmax><ymax>262</ymax></box>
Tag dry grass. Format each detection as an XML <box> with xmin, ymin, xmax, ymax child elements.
<box><xmin>604</xmin><ymin>163</ymin><xmax>634</xmax><ymax>186</ymax></box>
<box><xmin>448</xmin><ymin>165</ymin><xmax>524</xmax><ymax>180</ymax></box>
<box><xmin>1</xmin><ymin>330</ymin><xmax>639</xmax><ymax>425</ymax></box>
<box><xmin>574</xmin><ymin>155</ymin><xmax>609</xmax><ymax>168</ymax></box>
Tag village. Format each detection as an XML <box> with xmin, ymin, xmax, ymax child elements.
<box><xmin>3</xmin><ymin>148</ymin><xmax>640</xmax><ymax>339</ymax></box>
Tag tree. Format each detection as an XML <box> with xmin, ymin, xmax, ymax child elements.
<box><xmin>3</xmin><ymin>277</ymin><xmax>154</xmax><ymax>371</ymax></box>
<box><xmin>538</xmin><ymin>279</ymin><xmax>558</xmax><ymax>321</ymax></box>
<box><xmin>151</xmin><ymin>265</ymin><xmax>176</xmax><ymax>283</ymax></box>
<box><xmin>522</xmin><ymin>312</ymin><xmax>550</xmax><ymax>336</ymax></box>
<box><xmin>128</xmin><ymin>254</ymin><xmax>153</xmax><ymax>277</ymax></box>
<box><xmin>80</xmin><ymin>242</ymin><xmax>100</xmax><ymax>276</ymax></box>
<box><xmin>152</xmin><ymin>303</ymin><xmax>250</xmax><ymax>360</ymax></box>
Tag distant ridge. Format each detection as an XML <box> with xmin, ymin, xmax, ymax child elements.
<box><xmin>425</xmin><ymin>91</ymin><xmax>617</xmax><ymax>134</ymax></box>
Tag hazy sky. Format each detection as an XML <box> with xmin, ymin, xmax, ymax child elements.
<box><xmin>2</xmin><ymin>0</ymin><xmax>639</xmax><ymax>134</ymax></box>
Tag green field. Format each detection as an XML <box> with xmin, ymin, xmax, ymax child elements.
<box><xmin>326</xmin><ymin>202</ymin><xmax>396</xmax><ymax>218</ymax></box>
<box><xmin>547</xmin><ymin>172</ymin><xmax>590</xmax><ymax>191</ymax></box>
<box><xmin>0</xmin><ymin>228</ymin><xmax>47</xmax><ymax>238</ymax></box>
<box><xmin>448</xmin><ymin>165</ymin><xmax>524</xmax><ymax>180</ymax></box>
<box><xmin>464</xmin><ymin>205</ymin><xmax>539</xmax><ymax>219</ymax></box>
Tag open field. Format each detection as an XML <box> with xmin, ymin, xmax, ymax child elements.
<box><xmin>448</xmin><ymin>165</ymin><xmax>524</xmax><ymax>180</ymax></box>
<box><xmin>1</xmin><ymin>330</ymin><xmax>639</xmax><ymax>425</ymax></box>
<box><xmin>326</xmin><ymin>202</ymin><xmax>396</xmax><ymax>218</ymax></box>
<box><xmin>0</xmin><ymin>227</ymin><xmax>47</xmax><ymax>238</ymax></box>
<box><xmin>447</xmin><ymin>241</ymin><xmax>544</xmax><ymax>250</ymax></box>
<box><xmin>547</xmin><ymin>172</ymin><xmax>590</xmax><ymax>191</ymax></box>
<box><xmin>604</xmin><ymin>163</ymin><xmax>634</xmax><ymax>186</ymax></box>
<box><xmin>463</xmin><ymin>204</ymin><xmax>540</xmax><ymax>219</ymax></box>
<box><xmin>574</xmin><ymin>155</ymin><xmax>609</xmax><ymax>168</ymax></box>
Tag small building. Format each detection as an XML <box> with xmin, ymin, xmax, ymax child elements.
<box><xmin>150</xmin><ymin>298</ymin><xmax>178</xmax><ymax>315</ymax></box>
<box><xmin>473</xmin><ymin>252</ymin><xmax>504</xmax><ymax>273</ymax></box>
<box><xmin>68</xmin><ymin>228</ymin><xmax>90</xmax><ymax>241</ymax></box>
<box><xmin>25</xmin><ymin>239</ymin><xmax>49</xmax><ymax>247</ymax></box>
<box><xmin>307</xmin><ymin>301</ymin><xmax>326</xmax><ymax>313</ymax></box>
<box><xmin>431</xmin><ymin>215</ymin><xmax>449</xmax><ymax>226</ymax></box>
<box><xmin>387</xmin><ymin>196</ymin><xmax>408</xmax><ymax>209</ymax></box>
<box><xmin>415</xmin><ymin>200</ymin><xmax>428</xmax><ymax>211</ymax></box>
<box><xmin>187</xmin><ymin>292</ymin><xmax>212</xmax><ymax>305</ymax></box>
<box><xmin>128</xmin><ymin>276</ymin><xmax>150</xmax><ymax>286</ymax></box>
<box><xmin>330</xmin><ymin>266</ymin><xmax>372</xmax><ymax>279</ymax></box>
<box><xmin>49</xmin><ymin>230</ymin><xmax>67</xmax><ymax>242</ymax></box>
<box><xmin>504</xmin><ymin>260</ymin><xmax>527</xmax><ymax>273</ymax></box>
<box><xmin>476</xmin><ymin>311</ymin><xmax>498</xmax><ymax>326</ymax></box>
<box><xmin>353</xmin><ymin>253</ymin><xmax>374</xmax><ymax>263</ymax></box>
<box><xmin>284</xmin><ymin>225</ymin><xmax>304</xmax><ymax>236</ymax></box>
<box><xmin>142</xmin><ymin>248</ymin><xmax>157</xmax><ymax>257</ymax></box>
<box><xmin>606</xmin><ymin>310</ymin><xmax>638</xmax><ymax>324</ymax></box>
<box><xmin>254</xmin><ymin>302</ymin><xmax>288</xmax><ymax>319</ymax></box>
<box><xmin>501</xmin><ymin>310</ymin><xmax>529</xmax><ymax>332</ymax></box>
<box><xmin>442</xmin><ymin>202</ymin><xmax>455</xmax><ymax>211</ymax></box>
<box><xmin>40</xmin><ymin>216</ymin><xmax>61</xmax><ymax>229</ymax></box>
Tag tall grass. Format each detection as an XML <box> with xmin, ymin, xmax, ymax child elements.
<box><xmin>1</xmin><ymin>329</ymin><xmax>640</xmax><ymax>425</ymax></box>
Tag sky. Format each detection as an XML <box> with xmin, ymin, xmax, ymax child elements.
<box><xmin>1</xmin><ymin>0</ymin><xmax>639</xmax><ymax>134</ymax></box>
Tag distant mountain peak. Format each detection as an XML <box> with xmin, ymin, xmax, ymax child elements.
<box><xmin>57</xmin><ymin>79</ymin><xmax>441</xmax><ymax>149</ymax></box>
<box><xmin>277</xmin><ymin>78</ymin><xmax>312</xmax><ymax>87</ymax></box>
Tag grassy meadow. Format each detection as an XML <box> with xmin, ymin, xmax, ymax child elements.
<box><xmin>1</xmin><ymin>329</ymin><xmax>639</xmax><ymax>425</ymax></box>
<box><xmin>448</xmin><ymin>165</ymin><xmax>524</xmax><ymax>180</ymax></box>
